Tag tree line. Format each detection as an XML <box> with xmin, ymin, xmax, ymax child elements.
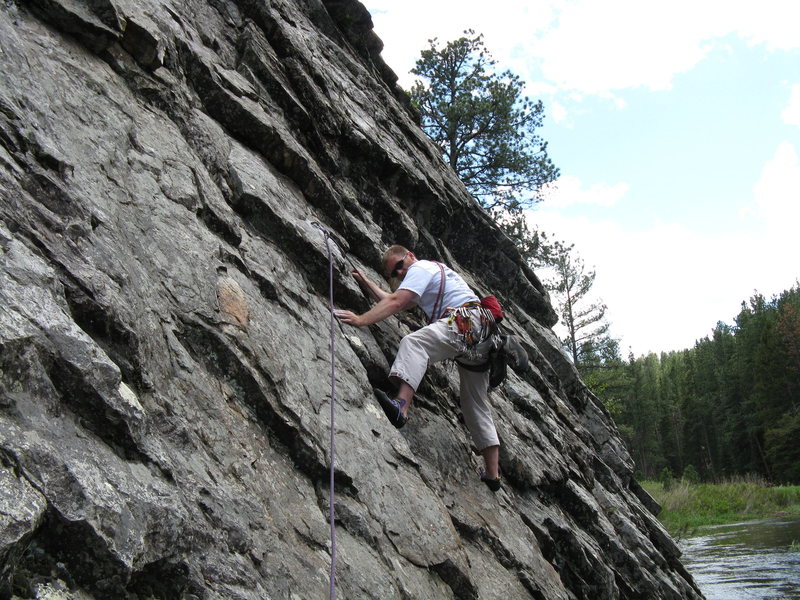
<box><xmin>585</xmin><ymin>286</ymin><xmax>800</xmax><ymax>484</ymax></box>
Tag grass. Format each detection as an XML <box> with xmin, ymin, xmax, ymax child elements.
<box><xmin>641</xmin><ymin>475</ymin><xmax>800</xmax><ymax>538</ymax></box>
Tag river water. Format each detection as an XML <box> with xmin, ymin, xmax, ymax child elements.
<box><xmin>678</xmin><ymin>517</ymin><xmax>800</xmax><ymax>599</ymax></box>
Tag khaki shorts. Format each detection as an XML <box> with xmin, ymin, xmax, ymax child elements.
<box><xmin>389</xmin><ymin>312</ymin><xmax>499</xmax><ymax>451</ymax></box>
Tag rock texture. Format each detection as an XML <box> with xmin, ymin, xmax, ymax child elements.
<box><xmin>0</xmin><ymin>1</ymin><xmax>703</xmax><ymax>598</ymax></box>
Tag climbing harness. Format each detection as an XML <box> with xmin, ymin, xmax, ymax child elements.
<box><xmin>446</xmin><ymin>304</ymin><xmax>496</xmax><ymax>346</ymax></box>
<box><xmin>429</xmin><ymin>262</ymin><xmax>500</xmax><ymax>360</ymax></box>
<box><xmin>423</xmin><ymin>261</ymin><xmax>525</xmax><ymax>385</ymax></box>
<box><xmin>315</xmin><ymin>222</ymin><xmax>338</xmax><ymax>600</ymax></box>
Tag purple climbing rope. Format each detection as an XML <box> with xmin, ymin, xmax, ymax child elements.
<box><xmin>323</xmin><ymin>231</ymin><xmax>337</xmax><ymax>600</ymax></box>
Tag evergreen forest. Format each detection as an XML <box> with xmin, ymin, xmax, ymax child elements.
<box><xmin>584</xmin><ymin>285</ymin><xmax>800</xmax><ymax>485</ymax></box>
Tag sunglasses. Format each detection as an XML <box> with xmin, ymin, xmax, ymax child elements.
<box><xmin>389</xmin><ymin>253</ymin><xmax>408</xmax><ymax>278</ymax></box>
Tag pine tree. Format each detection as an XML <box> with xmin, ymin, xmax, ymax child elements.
<box><xmin>409</xmin><ymin>30</ymin><xmax>559</xmax><ymax>214</ymax></box>
<box><xmin>545</xmin><ymin>244</ymin><xmax>611</xmax><ymax>369</ymax></box>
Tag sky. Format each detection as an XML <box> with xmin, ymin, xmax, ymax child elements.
<box><xmin>362</xmin><ymin>0</ymin><xmax>800</xmax><ymax>357</ymax></box>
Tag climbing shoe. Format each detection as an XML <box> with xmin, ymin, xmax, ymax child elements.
<box><xmin>480</xmin><ymin>471</ymin><xmax>502</xmax><ymax>493</ymax></box>
<box><xmin>373</xmin><ymin>389</ymin><xmax>408</xmax><ymax>429</ymax></box>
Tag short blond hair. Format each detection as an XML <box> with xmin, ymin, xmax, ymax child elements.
<box><xmin>382</xmin><ymin>245</ymin><xmax>408</xmax><ymax>264</ymax></box>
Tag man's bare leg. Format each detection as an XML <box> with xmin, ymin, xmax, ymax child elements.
<box><xmin>396</xmin><ymin>381</ymin><xmax>414</xmax><ymax>416</ymax></box>
<box><xmin>482</xmin><ymin>445</ymin><xmax>500</xmax><ymax>479</ymax></box>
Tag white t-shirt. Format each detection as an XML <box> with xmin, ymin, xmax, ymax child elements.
<box><xmin>398</xmin><ymin>260</ymin><xmax>478</xmax><ymax>320</ymax></box>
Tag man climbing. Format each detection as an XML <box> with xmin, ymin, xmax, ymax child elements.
<box><xmin>334</xmin><ymin>245</ymin><xmax>504</xmax><ymax>492</ymax></box>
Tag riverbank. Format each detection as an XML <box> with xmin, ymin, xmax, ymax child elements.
<box><xmin>641</xmin><ymin>477</ymin><xmax>800</xmax><ymax>537</ymax></box>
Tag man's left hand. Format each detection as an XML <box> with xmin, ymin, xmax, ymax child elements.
<box><xmin>334</xmin><ymin>309</ymin><xmax>362</xmax><ymax>327</ymax></box>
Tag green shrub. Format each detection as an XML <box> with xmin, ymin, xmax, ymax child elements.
<box><xmin>682</xmin><ymin>464</ymin><xmax>700</xmax><ymax>484</ymax></box>
<box><xmin>659</xmin><ymin>467</ymin><xmax>675</xmax><ymax>491</ymax></box>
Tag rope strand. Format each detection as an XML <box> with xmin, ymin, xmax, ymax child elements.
<box><xmin>324</xmin><ymin>232</ymin><xmax>337</xmax><ymax>600</ymax></box>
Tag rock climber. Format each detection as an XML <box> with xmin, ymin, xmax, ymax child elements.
<box><xmin>335</xmin><ymin>245</ymin><xmax>508</xmax><ymax>492</ymax></box>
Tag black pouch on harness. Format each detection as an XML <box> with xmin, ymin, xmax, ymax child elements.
<box><xmin>489</xmin><ymin>334</ymin><xmax>530</xmax><ymax>387</ymax></box>
<box><xmin>488</xmin><ymin>348</ymin><xmax>507</xmax><ymax>388</ymax></box>
<box><xmin>458</xmin><ymin>334</ymin><xmax>529</xmax><ymax>388</ymax></box>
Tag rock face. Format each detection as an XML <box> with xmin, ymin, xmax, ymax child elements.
<box><xmin>0</xmin><ymin>1</ymin><xmax>703</xmax><ymax>599</ymax></box>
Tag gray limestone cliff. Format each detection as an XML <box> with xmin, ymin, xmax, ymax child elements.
<box><xmin>0</xmin><ymin>1</ymin><xmax>703</xmax><ymax>598</ymax></box>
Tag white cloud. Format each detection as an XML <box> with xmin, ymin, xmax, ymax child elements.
<box><xmin>366</xmin><ymin>0</ymin><xmax>800</xmax><ymax>97</ymax></box>
<box><xmin>542</xmin><ymin>175</ymin><xmax>629</xmax><ymax>209</ymax></box>
<box><xmin>550</xmin><ymin>101</ymin><xmax>568</xmax><ymax>124</ymax></box>
<box><xmin>531</xmin><ymin>1</ymin><xmax>717</xmax><ymax>94</ymax></box>
<box><xmin>782</xmin><ymin>85</ymin><xmax>800</xmax><ymax>127</ymax></box>
<box><xmin>751</xmin><ymin>141</ymin><xmax>800</xmax><ymax>240</ymax></box>
<box><xmin>532</xmin><ymin>0</ymin><xmax>800</xmax><ymax>96</ymax></box>
<box><xmin>734</xmin><ymin>0</ymin><xmax>800</xmax><ymax>50</ymax></box>
<box><xmin>524</xmin><ymin>81</ymin><xmax>560</xmax><ymax>99</ymax></box>
<box><xmin>527</xmin><ymin>165</ymin><xmax>800</xmax><ymax>356</ymax></box>
<box><xmin>364</xmin><ymin>0</ymin><xmax>556</xmax><ymax>88</ymax></box>
<box><xmin>527</xmin><ymin>206</ymin><xmax>766</xmax><ymax>356</ymax></box>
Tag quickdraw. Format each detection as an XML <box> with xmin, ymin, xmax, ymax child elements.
<box><xmin>446</xmin><ymin>304</ymin><xmax>497</xmax><ymax>356</ymax></box>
